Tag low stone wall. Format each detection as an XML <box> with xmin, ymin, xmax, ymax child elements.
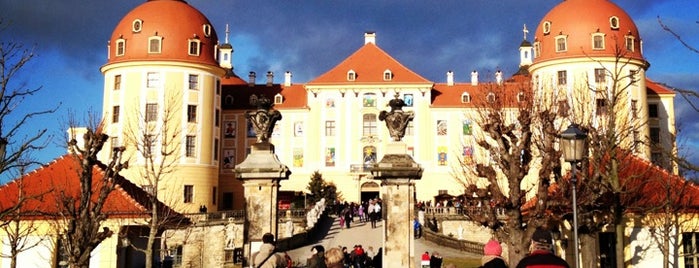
<box><xmin>422</xmin><ymin>228</ymin><xmax>484</xmax><ymax>255</ymax></box>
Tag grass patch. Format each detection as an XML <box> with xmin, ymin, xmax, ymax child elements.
<box><xmin>442</xmin><ymin>257</ymin><xmax>482</xmax><ymax>268</ymax></box>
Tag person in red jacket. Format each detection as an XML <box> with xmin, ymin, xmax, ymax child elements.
<box><xmin>516</xmin><ymin>228</ymin><xmax>570</xmax><ymax>268</ymax></box>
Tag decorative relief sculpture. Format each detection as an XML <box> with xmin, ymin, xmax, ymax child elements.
<box><xmin>378</xmin><ymin>93</ymin><xmax>414</xmax><ymax>141</ymax></box>
<box><xmin>246</xmin><ymin>94</ymin><xmax>282</xmax><ymax>143</ymax></box>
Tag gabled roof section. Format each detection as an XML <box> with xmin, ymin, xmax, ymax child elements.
<box><xmin>308</xmin><ymin>42</ymin><xmax>431</xmax><ymax>85</ymax></box>
<box><xmin>0</xmin><ymin>154</ymin><xmax>184</xmax><ymax>220</ymax></box>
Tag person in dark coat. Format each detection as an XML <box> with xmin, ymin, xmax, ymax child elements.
<box><xmin>429</xmin><ymin>251</ymin><xmax>443</xmax><ymax>268</ymax></box>
<box><xmin>515</xmin><ymin>228</ymin><xmax>570</xmax><ymax>268</ymax></box>
<box><xmin>479</xmin><ymin>239</ymin><xmax>508</xmax><ymax>268</ymax></box>
<box><xmin>372</xmin><ymin>247</ymin><xmax>383</xmax><ymax>268</ymax></box>
<box><xmin>307</xmin><ymin>245</ymin><xmax>326</xmax><ymax>268</ymax></box>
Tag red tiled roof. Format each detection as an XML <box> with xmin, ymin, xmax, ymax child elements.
<box><xmin>432</xmin><ymin>81</ymin><xmax>531</xmax><ymax>108</ymax></box>
<box><xmin>308</xmin><ymin>43</ymin><xmax>431</xmax><ymax>85</ymax></box>
<box><xmin>524</xmin><ymin>153</ymin><xmax>699</xmax><ymax>213</ymax></box>
<box><xmin>646</xmin><ymin>78</ymin><xmax>676</xmax><ymax>96</ymax></box>
<box><xmin>0</xmin><ymin>154</ymin><xmax>184</xmax><ymax>220</ymax></box>
<box><xmin>221</xmin><ymin>84</ymin><xmax>307</xmax><ymax>110</ymax></box>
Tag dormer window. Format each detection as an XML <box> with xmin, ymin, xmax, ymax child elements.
<box><xmin>383</xmin><ymin>69</ymin><xmax>393</xmax><ymax>81</ymax></box>
<box><xmin>347</xmin><ymin>70</ymin><xmax>356</xmax><ymax>81</ymax></box>
<box><xmin>592</xmin><ymin>33</ymin><xmax>605</xmax><ymax>50</ymax></box>
<box><xmin>542</xmin><ymin>21</ymin><xmax>551</xmax><ymax>35</ymax></box>
<box><xmin>517</xmin><ymin>92</ymin><xmax>526</xmax><ymax>103</ymax></box>
<box><xmin>533</xmin><ymin>41</ymin><xmax>541</xmax><ymax>58</ymax></box>
<box><xmin>486</xmin><ymin>92</ymin><xmax>496</xmax><ymax>103</ymax></box>
<box><xmin>555</xmin><ymin>35</ymin><xmax>568</xmax><ymax>52</ymax></box>
<box><xmin>188</xmin><ymin>38</ymin><xmax>201</xmax><ymax>56</ymax></box>
<box><xmin>148</xmin><ymin>36</ymin><xmax>162</xmax><ymax>54</ymax></box>
<box><xmin>461</xmin><ymin>92</ymin><xmax>471</xmax><ymax>103</ymax></box>
<box><xmin>132</xmin><ymin>19</ymin><xmax>143</xmax><ymax>33</ymax></box>
<box><xmin>274</xmin><ymin>93</ymin><xmax>283</xmax><ymax>104</ymax></box>
<box><xmin>202</xmin><ymin>24</ymin><xmax>212</xmax><ymax>37</ymax></box>
<box><xmin>116</xmin><ymin>38</ymin><xmax>126</xmax><ymax>56</ymax></box>
<box><xmin>610</xmin><ymin>16</ymin><xmax>620</xmax><ymax>30</ymax></box>
<box><xmin>625</xmin><ymin>35</ymin><xmax>635</xmax><ymax>52</ymax></box>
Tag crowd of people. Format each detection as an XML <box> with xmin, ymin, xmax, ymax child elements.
<box><xmin>337</xmin><ymin>199</ymin><xmax>382</xmax><ymax>229</ymax></box>
<box><xmin>306</xmin><ymin>244</ymin><xmax>383</xmax><ymax>268</ymax></box>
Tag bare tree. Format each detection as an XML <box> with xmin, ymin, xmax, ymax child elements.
<box><xmin>121</xmin><ymin>95</ymin><xmax>187</xmax><ymax>268</ymax></box>
<box><xmin>56</xmin><ymin>120</ymin><xmax>128</xmax><ymax>268</ymax></box>
<box><xmin>453</xmin><ymin>78</ymin><xmax>563</xmax><ymax>263</ymax></box>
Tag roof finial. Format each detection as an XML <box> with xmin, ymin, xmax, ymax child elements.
<box><xmin>225</xmin><ymin>23</ymin><xmax>230</xmax><ymax>44</ymax></box>
<box><xmin>523</xmin><ymin>24</ymin><xmax>529</xmax><ymax>40</ymax></box>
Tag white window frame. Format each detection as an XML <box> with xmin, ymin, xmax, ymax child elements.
<box><xmin>132</xmin><ymin>19</ymin><xmax>143</xmax><ymax>33</ymax></box>
<box><xmin>116</xmin><ymin>39</ymin><xmax>126</xmax><ymax>56</ymax></box>
<box><xmin>461</xmin><ymin>92</ymin><xmax>471</xmax><ymax>103</ymax></box>
<box><xmin>542</xmin><ymin>21</ymin><xmax>551</xmax><ymax>35</ymax></box>
<box><xmin>202</xmin><ymin>24</ymin><xmax>212</xmax><ymax>37</ymax></box>
<box><xmin>188</xmin><ymin>39</ymin><xmax>201</xmax><ymax>56</ymax></box>
<box><xmin>274</xmin><ymin>93</ymin><xmax>283</xmax><ymax>104</ymax></box>
<box><xmin>147</xmin><ymin>72</ymin><xmax>160</xmax><ymax>88</ymax></box>
<box><xmin>625</xmin><ymin>35</ymin><xmax>635</xmax><ymax>52</ymax></box>
<box><xmin>383</xmin><ymin>69</ymin><xmax>392</xmax><ymax>81</ymax></box>
<box><xmin>609</xmin><ymin>16</ymin><xmax>620</xmax><ymax>30</ymax></box>
<box><xmin>555</xmin><ymin>35</ymin><xmax>568</xmax><ymax>52</ymax></box>
<box><xmin>347</xmin><ymin>70</ymin><xmax>356</xmax><ymax>81</ymax></box>
<box><xmin>148</xmin><ymin>36</ymin><xmax>163</xmax><ymax>54</ymax></box>
<box><xmin>592</xmin><ymin>33</ymin><xmax>605</xmax><ymax>50</ymax></box>
<box><xmin>188</xmin><ymin>74</ymin><xmax>199</xmax><ymax>90</ymax></box>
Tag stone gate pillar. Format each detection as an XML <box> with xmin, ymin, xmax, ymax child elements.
<box><xmin>234</xmin><ymin>94</ymin><xmax>291</xmax><ymax>266</ymax></box>
<box><xmin>370</xmin><ymin>94</ymin><xmax>423</xmax><ymax>268</ymax></box>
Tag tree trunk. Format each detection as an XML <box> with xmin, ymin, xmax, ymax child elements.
<box><xmin>506</xmin><ymin>229</ymin><xmax>527</xmax><ymax>265</ymax></box>
<box><xmin>580</xmin><ymin>233</ymin><xmax>597</xmax><ymax>268</ymax></box>
<box><xmin>615</xmin><ymin>223</ymin><xmax>625</xmax><ymax>268</ymax></box>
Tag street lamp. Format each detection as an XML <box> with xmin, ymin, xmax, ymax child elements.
<box><xmin>560</xmin><ymin>124</ymin><xmax>587</xmax><ymax>268</ymax></box>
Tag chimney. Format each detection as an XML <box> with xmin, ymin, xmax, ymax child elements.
<box><xmin>471</xmin><ymin>70</ymin><xmax>478</xmax><ymax>86</ymax></box>
<box><xmin>495</xmin><ymin>70</ymin><xmax>503</xmax><ymax>85</ymax></box>
<box><xmin>284</xmin><ymin>71</ymin><xmax>292</xmax><ymax>87</ymax></box>
<box><xmin>364</xmin><ymin>32</ymin><xmax>376</xmax><ymax>45</ymax></box>
<box><xmin>266</xmin><ymin>71</ymin><xmax>274</xmax><ymax>87</ymax></box>
<box><xmin>447</xmin><ymin>71</ymin><xmax>454</xmax><ymax>86</ymax></box>
<box><xmin>248</xmin><ymin>71</ymin><xmax>256</xmax><ymax>87</ymax></box>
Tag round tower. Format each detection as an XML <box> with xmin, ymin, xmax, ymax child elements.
<box><xmin>529</xmin><ymin>0</ymin><xmax>651</xmax><ymax>157</ymax></box>
<box><xmin>100</xmin><ymin>0</ymin><xmax>227</xmax><ymax>213</ymax></box>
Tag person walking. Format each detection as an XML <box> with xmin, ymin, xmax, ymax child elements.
<box><xmin>479</xmin><ymin>239</ymin><xmax>508</xmax><ymax>268</ymax></box>
<box><xmin>515</xmin><ymin>228</ymin><xmax>570</xmax><ymax>268</ymax></box>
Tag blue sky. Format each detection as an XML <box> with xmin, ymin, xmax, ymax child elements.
<box><xmin>1</xmin><ymin>0</ymin><xmax>698</xmax><ymax>175</ymax></box>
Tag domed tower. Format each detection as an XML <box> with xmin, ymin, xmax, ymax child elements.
<box><xmin>100</xmin><ymin>0</ymin><xmax>227</xmax><ymax>213</ymax></box>
<box><xmin>529</xmin><ymin>0</ymin><xmax>652</xmax><ymax>157</ymax></box>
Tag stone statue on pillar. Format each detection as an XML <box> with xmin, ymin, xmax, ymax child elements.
<box><xmin>246</xmin><ymin>94</ymin><xmax>282</xmax><ymax>143</ymax></box>
<box><xmin>379</xmin><ymin>94</ymin><xmax>414</xmax><ymax>141</ymax></box>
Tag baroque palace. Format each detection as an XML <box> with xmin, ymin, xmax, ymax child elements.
<box><xmin>0</xmin><ymin>0</ymin><xmax>690</xmax><ymax>267</ymax></box>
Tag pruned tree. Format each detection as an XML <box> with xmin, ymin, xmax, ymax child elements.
<box><xmin>452</xmin><ymin>76</ymin><xmax>563</xmax><ymax>263</ymax></box>
<box><xmin>120</xmin><ymin>95</ymin><xmax>188</xmax><ymax>268</ymax></box>
<box><xmin>57</xmin><ymin>119</ymin><xmax>128</xmax><ymax>268</ymax></box>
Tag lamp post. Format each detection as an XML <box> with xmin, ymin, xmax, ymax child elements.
<box><xmin>560</xmin><ymin>124</ymin><xmax>587</xmax><ymax>268</ymax></box>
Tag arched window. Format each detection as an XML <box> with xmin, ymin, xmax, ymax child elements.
<box><xmin>383</xmin><ymin>69</ymin><xmax>393</xmax><ymax>81</ymax></box>
<box><xmin>274</xmin><ymin>93</ymin><xmax>283</xmax><ymax>104</ymax></box>
<box><xmin>148</xmin><ymin>36</ymin><xmax>163</xmax><ymax>54</ymax></box>
<box><xmin>347</xmin><ymin>70</ymin><xmax>357</xmax><ymax>81</ymax></box>
<box><xmin>461</xmin><ymin>92</ymin><xmax>471</xmax><ymax>103</ymax></box>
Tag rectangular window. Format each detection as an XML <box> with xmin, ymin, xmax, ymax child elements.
<box><xmin>147</xmin><ymin>72</ymin><xmax>160</xmax><ymax>88</ymax></box>
<box><xmin>112</xmin><ymin>106</ymin><xmax>120</xmax><ymax>123</ymax></box>
<box><xmin>212</xmin><ymin>187</ymin><xmax>217</xmax><ymax>205</ymax></box>
<box><xmin>187</xmin><ymin>105</ymin><xmax>197</xmax><ymax>123</ymax></box>
<box><xmin>149</xmin><ymin>37</ymin><xmax>161</xmax><ymax>53</ymax></box>
<box><xmin>116</xmin><ymin>40</ymin><xmax>126</xmax><ymax>56</ymax></box>
<box><xmin>593</xmin><ymin>35</ymin><xmax>604</xmax><ymax>50</ymax></box>
<box><xmin>145</xmin><ymin>134</ymin><xmax>155</xmax><ymax>158</ymax></box>
<box><xmin>145</xmin><ymin>103</ymin><xmax>158</xmax><ymax>122</ymax></box>
<box><xmin>406</xmin><ymin>121</ymin><xmax>414</xmax><ymax>136</ymax></box>
<box><xmin>362</xmin><ymin>114</ymin><xmax>377</xmax><ymax>136</ymax></box>
<box><xmin>683</xmin><ymin>232</ymin><xmax>699</xmax><ymax>267</ymax></box>
<box><xmin>648</xmin><ymin>104</ymin><xmax>659</xmax><ymax>118</ymax></box>
<box><xmin>558</xmin><ymin>100</ymin><xmax>569</xmax><ymax>117</ymax></box>
<box><xmin>533</xmin><ymin>42</ymin><xmax>541</xmax><ymax>58</ymax></box>
<box><xmin>557</xmin><ymin>70</ymin><xmax>567</xmax><ymax>85</ymax></box>
<box><xmin>213</xmin><ymin>138</ymin><xmax>219</xmax><ymax>161</ymax></box>
<box><xmin>186</xmin><ymin>135</ymin><xmax>196</xmax><ymax>157</ymax></box>
<box><xmin>183</xmin><ymin>185</ymin><xmax>193</xmax><ymax>203</ymax></box>
<box><xmin>216</xmin><ymin>80</ymin><xmax>221</xmax><ymax>95</ymax></box>
<box><xmin>594</xmin><ymin>68</ymin><xmax>606</xmax><ymax>83</ymax></box>
<box><xmin>188</xmin><ymin>40</ymin><xmax>200</xmax><ymax>56</ymax></box>
<box><xmin>325</xmin><ymin>121</ymin><xmax>336</xmax><ymax>136</ymax></box>
<box><xmin>114</xmin><ymin>75</ymin><xmax>122</xmax><ymax>90</ymax></box>
<box><xmin>188</xmin><ymin>74</ymin><xmax>199</xmax><ymax>90</ymax></box>
<box><xmin>650</xmin><ymin>127</ymin><xmax>660</xmax><ymax>144</ymax></box>
<box><xmin>629</xmin><ymin>70</ymin><xmax>638</xmax><ymax>85</ymax></box>
<box><xmin>625</xmin><ymin>36</ymin><xmax>635</xmax><ymax>51</ymax></box>
<box><xmin>556</xmin><ymin>37</ymin><xmax>567</xmax><ymax>52</ymax></box>
<box><xmin>631</xmin><ymin>100</ymin><xmax>638</xmax><ymax>119</ymax></box>
<box><xmin>596</xmin><ymin>98</ymin><xmax>607</xmax><ymax>116</ymax></box>
<box><xmin>215</xmin><ymin>109</ymin><xmax>220</xmax><ymax>127</ymax></box>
